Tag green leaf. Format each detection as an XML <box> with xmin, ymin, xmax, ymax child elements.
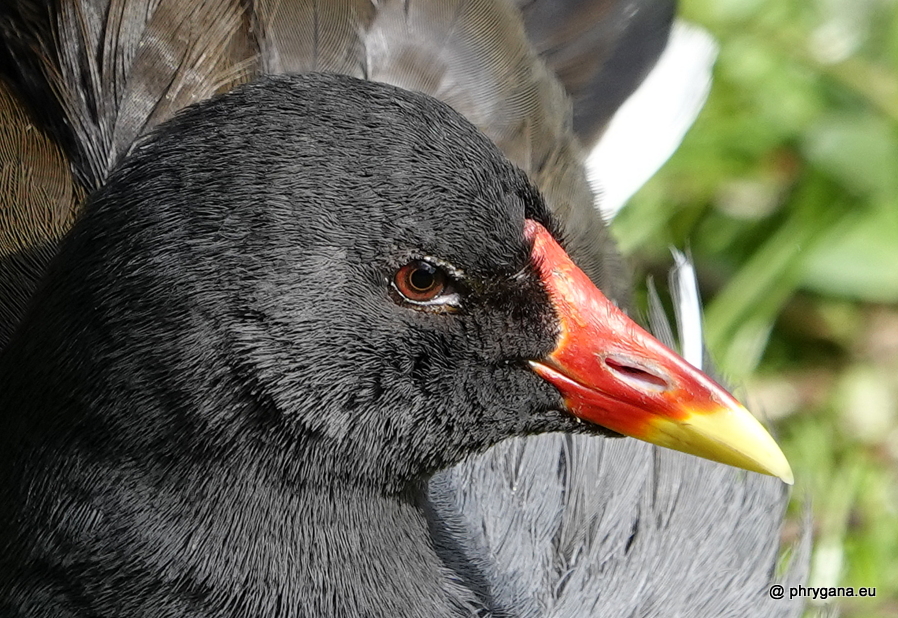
<box><xmin>802</xmin><ymin>202</ymin><xmax>898</xmax><ymax>301</ymax></box>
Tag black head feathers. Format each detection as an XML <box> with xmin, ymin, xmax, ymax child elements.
<box><xmin>1</xmin><ymin>74</ymin><xmax>585</xmax><ymax>497</ymax></box>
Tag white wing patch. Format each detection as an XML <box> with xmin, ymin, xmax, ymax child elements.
<box><xmin>587</xmin><ymin>21</ymin><xmax>718</xmax><ymax>220</ymax></box>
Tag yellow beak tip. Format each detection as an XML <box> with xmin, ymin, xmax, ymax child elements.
<box><xmin>779</xmin><ymin>466</ymin><xmax>795</xmax><ymax>486</ymax></box>
<box><xmin>642</xmin><ymin>405</ymin><xmax>794</xmax><ymax>485</ymax></box>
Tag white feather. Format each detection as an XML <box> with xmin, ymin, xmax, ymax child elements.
<box><xmin>587</xmin><ymin>21</ymin><xmax>718</xmax><ymax>219</ymax></box>
<box><xmin>670</xmin><ymin>249</ymin><xmax>704</xmax><ymax>369</ymax></box>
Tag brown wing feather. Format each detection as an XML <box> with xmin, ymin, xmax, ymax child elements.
<box><xmin>254</xmin><ymin>0</ymin><xmax>377</xmax><ymax>75</ymax></box>
<box><xmin>0</xmin><ymin>0</ymin><xmax>257</xmax><ymax>344</ymax></box>
<box><xmin>2</xmin><ymin>0</ymin><xmax>256</xmax><ymax>191</ymax></box>
<box><xmin>0</xmin><ymin>77</ymin><xmax>83</xmax><ymax>348</ymax></box>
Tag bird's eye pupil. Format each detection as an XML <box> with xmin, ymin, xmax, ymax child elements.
<box><xmin>394</xmin><ymin>260</ymin><xmax>447</xmax><ymax>303</ymax></box>
<box><xmin>409</xmin><ymin>265</ymin><xmax>435</xmax><ymax>291</ymax></box>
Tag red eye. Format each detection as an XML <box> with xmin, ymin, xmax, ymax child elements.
<box><xmin>394</xmin><ymin>261</ymin><xmax>446</xmax><ymax>302</ymax></box>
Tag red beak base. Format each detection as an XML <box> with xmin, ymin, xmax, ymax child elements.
<box><xmin>525</xmin><ymin>220</ymin><xmax>792</xmax><ymax>484</ymax></box>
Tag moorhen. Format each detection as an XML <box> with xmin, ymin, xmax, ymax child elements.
<box><xmin>0</xmin><ymin>2</ymin><xmax>808</xmax><ymax>616</ymax></box>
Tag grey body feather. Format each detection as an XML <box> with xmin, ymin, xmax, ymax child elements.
<box><xmin>433</xmin><ymin>436</ymin><xmax>809</xmax><ymax>617</ymax></box>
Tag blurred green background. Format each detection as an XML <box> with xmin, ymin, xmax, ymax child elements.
<box><xmin>610</xmin><ymin>0</ymin><xmax>898</xmax><ymax>616</ymax></box>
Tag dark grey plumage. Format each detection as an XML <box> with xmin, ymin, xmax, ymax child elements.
<box><xmin>0</xmin><ymin>1</ymin><xmax>808</xmax><ymax>616</ymax></box>
<box><xmin>433</xmin><ymin>437</ymin><xmax>809</xmax><ymax>617</ymax></box>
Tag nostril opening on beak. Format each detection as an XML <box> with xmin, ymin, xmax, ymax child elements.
<box><xmin>604</xmin><ymin>356</ymin><xmax>671</xmax><ymax>393</ymax></box>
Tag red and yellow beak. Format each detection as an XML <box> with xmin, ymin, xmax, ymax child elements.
<box><xmin>525</xmin><ymin>220</ymin><xmax>793</xmax><ymax>484</ymax></box>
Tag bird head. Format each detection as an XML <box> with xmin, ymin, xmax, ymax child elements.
<box><xmin>8</xmin><ymin>74</ymin><xmax>791</xmax><ymax>494</ymax></box>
